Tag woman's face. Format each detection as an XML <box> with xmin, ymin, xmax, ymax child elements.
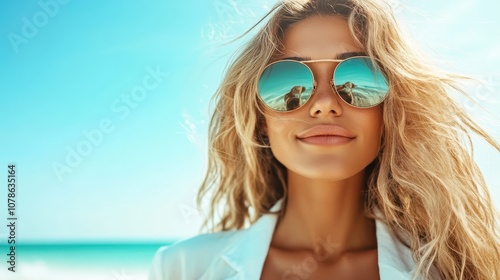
<box><xmin>262</xmin><ymin>15</ymin><xmax>383</xmax><ymax>180</ymax></box>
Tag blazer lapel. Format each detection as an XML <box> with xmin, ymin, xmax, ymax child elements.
<box><xmin>220</xmin><ymin>199</ymin><xmax>284</xmax><ymax>280</ymax></box>
<box><xmin>376</xmin><ymin>217</ymin><xmax>441</xmax><ymax>279</ymax></box>
<box><xmin>375</xmin><ymin>216</ymin><xmax>419</xmax><ymax>279</ymax></box>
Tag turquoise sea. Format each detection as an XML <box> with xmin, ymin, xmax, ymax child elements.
<box><xmin>0</xmin><ymin>243</ymin><xmax>172</xmax><ymax>280</ymax></box>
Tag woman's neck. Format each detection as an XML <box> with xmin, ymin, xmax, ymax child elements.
<box><xmin>271</xmin><ymin>169</ymin><xmax>376</xmax><ymax>258</ymax></box>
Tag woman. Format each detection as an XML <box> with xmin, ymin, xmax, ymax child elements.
<box><xmin>149</xmin><ymin>0</ymin><xmax>500</xmax><ymax>279</ymax></box>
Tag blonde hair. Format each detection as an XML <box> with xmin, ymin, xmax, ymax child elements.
<box><xmin>196</xmin><ymin>0</ymin><xmax>500</xmax><ymax>279</ymax></box>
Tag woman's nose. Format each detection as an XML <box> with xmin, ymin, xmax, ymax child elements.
<box><xmin>308</xmin><ymin>74</ymin><xmax>343</xmax><ymax>118</ymax></box>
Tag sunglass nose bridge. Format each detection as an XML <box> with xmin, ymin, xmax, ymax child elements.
<box><xmin>328</xmin><ymin>80</ymin><xmax>336</xmax><ymax>93</ymax></box>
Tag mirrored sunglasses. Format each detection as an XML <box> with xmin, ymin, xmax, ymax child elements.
<box><xmin>257</xmin><ymin>56</ymin><xmax>389</xmax><ymax>111</ymax></box>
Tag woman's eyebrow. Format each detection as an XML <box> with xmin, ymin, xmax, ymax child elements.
<box><xmin>280</xmin><ymin>56</ymin><xmax>312</xmax><ymax>61</ymax></box>
<box><xmin>335</xmin><ymin>51</ymin><xmax>367</xmax><ymax>60</ymax></box>
<box><xmin>280</xmin><ymin>51</ymin><xmax>368</xmax><ymax>61</ymax></box>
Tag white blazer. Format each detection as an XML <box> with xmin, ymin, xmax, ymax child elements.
<box><xmin>148</xmin><ymin>198</ymin><xmax>428</xmax><ymax>280</ymax></box>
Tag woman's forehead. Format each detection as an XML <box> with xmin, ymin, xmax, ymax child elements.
<box><xmin>281</xmin><ymin>15</ymin><xmax>363</xmax><ymax>60</ymax></box>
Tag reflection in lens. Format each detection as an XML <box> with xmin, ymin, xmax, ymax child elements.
<box><xmin>258</xmin><ymin>61</ymin><xmax>314</xmax><ymax>111</ymax></box>
<box><xmin>334</xmin><ymin>57</ymin><xmax>389</xmax><ymax>107</ymax></box>
<box><xmin>335</xmin><ymin>82</ymin><xmax>355</xmax><ymax>105</ymax></box>
<box><xmin>284</xmin><ymin>85</ymin><xmax>306</xmax><ymax>110</ymax></box>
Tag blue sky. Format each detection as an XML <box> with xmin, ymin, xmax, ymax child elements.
<box><xmin>0</xmin><ymin>0</ymin><xmax>499</xmax><ymax>244</ymax></box>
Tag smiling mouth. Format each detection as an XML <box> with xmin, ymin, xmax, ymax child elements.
<box><xmin>297</xmin><ymin>124</ymin><xmax>356</xmax><ymax>146</ymax></box>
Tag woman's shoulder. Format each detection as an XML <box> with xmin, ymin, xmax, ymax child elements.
<box><xmin>147</xmin><ymin>229</ymin><xmax>243</xmax><ymax>280</ymax></box>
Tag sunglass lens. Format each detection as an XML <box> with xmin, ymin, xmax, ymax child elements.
<box><xmin>334</xmin><ymin>57</ymin><xmax>389</xmax><ymax>107</ymax></box>
<box><xmin>258</xmin><ymin>61</ymin><xmax>313</xmax><ymax>111</ymax></box>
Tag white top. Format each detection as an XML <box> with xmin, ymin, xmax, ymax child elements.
<box><xmin>148</xmin><ymin>198</ymin><xmax>431</xmax><ymax>280</ymax></box>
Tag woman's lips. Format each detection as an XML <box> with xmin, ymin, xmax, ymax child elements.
<box><xmin>298</xmin><ymin>135</ymin><xmax>354</xmax><ymax>146</ymax></box>
<box><xmin>297</xmin><ymin>124</ymin><xmax>356</xmax><ymax>146</ymax></box>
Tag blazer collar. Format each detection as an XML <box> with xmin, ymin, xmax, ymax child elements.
<box><xmin>221</xmin><ymin>199</ymin><xmax>283</xmax><ymax>279</ymax></box>
<box><xmin>221</xmin><ymin>198</ymin><xmax>417</xmax><ymax>279</ymax></box>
